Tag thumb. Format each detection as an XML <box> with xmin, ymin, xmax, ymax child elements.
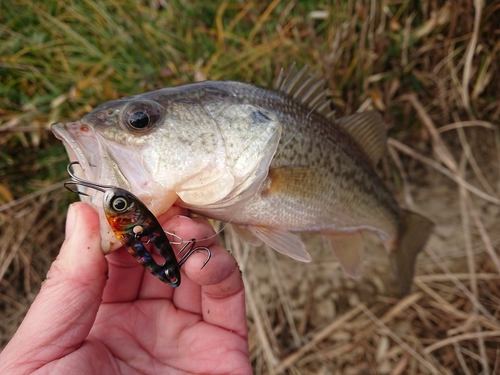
<box><xmin>0</xmin><ymin>203</ymin><xmax>108</xmax><ymax>374</ymax></box>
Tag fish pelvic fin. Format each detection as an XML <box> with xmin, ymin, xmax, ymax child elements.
<box><xmin>246</xmin><ymin>225</ymin><xmax>312</xmax><ymax>262</ymax></box>
<box><xmin>324</xmin><ymin>232</ymin><xmax>365</xmax><ymax>279</ymax></box>
<box><xmin>231</xmin><ymin>224</ymin><xmax>263</xmax><ymax>247</ymax></box>
<box><xmin>389</xmin><ymin>209</ymin><xmax>434</xmax><ymax>295</ymax></box>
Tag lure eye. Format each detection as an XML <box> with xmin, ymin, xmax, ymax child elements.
<box><xmin>111</xmin><ymin>196</ymin><xmax>128</xmax><ymax>212</ymax></box>
<box><xmin>123</xmin><ymin>102</ymin><xmax>160</xmax><ymax>132</ymax></box>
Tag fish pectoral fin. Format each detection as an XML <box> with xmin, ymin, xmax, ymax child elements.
<box><xmin>231</xmin><ymin>224</ymin><xmax>263</xmax><ymax>247</ymax></box>
<box><xmin>324</xmin><ymin>232</ymin><xmax>365</xmax><ymax>279</ymax></box>
<box><xmin>247</xmin><ymin>226</ymin><xmax>312</xmax><ymax>262</ymax></box>
<box><xmin>336</xmin><ymin>111</ymin><xmax>387</xmax><ymax>165</ymax></box>
<box><xmin>388</xmin><ymin>209</ymin><xmax>435</xmax><ymax>295</ymax></box>
<box><xmin>264</xmin><ymin>166</ymin><xmax>325</xmax><ymax>198</ymax></box>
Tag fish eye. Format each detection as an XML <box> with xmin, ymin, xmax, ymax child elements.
<box><xmin>123</xmin><ymin>102</ymin><xmax>160</xmax><ymax>132</ymax></box>
<box><xmin>111</xmin><ymin>196</ymin><xmax>128</xmax><ymax>212</ymax></box>
<box><xmin>129</xmin><ymin>111</ymin><xmax>150</xmax><ymax>129</ymax></box>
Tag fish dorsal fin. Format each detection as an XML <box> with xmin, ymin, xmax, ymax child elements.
<box><xmin>246</xmin><ymin>225</ymin><xmax>312</xmax><ymax>262</ymax></box>
<box><xmin>274</xmin><ymin>63</ymin><xmax>333</xmax><ymax>119</ymax></box>
<box><xmin>336</xmin><ymin>111</ymin><xmax>387</xmax><ymax>164</ymax></box>
<box><xmin>323</xmin><ymin>232</ymin><xmax>365</xmax><ymax>279</ymax></box>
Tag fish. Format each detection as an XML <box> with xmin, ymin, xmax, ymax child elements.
<box><xmin>52</xmin><ymin>64</ymin><xmax>434</xmax><ymax>293</ymax></box>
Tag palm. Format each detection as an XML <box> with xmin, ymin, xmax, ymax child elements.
<box><xmin>83</xmin><ymin>247</ymin><xmax>249</xmax><ymax>374</ymax></box>
<box><xmin>74</xmin><ymin>300</ymin><xmax>248</xmax><ymax>374</ymax></box>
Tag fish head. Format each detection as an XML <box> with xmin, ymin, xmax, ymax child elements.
<box><xmin>52</xmin><ymin>82</ymin><xmax>282</xmax><ymax>252</ymax></box>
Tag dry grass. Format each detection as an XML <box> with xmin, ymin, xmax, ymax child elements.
<box><xmin>1</xmin><ymin>0</ymin><xmax>500</xmax><ymax>373</ymax></box>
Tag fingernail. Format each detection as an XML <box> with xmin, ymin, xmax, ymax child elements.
<box><xmin>65</xmin><ymin>204</ymin><xmax>78</xmax><ymax>239</ymax></box>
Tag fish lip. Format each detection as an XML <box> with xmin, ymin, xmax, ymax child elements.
<box><xmin>51</xmin><ymin>121</ymin><xmax>96</xmax><ymax>183</ymax></box>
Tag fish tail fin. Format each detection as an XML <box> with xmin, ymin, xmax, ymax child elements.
<box><xmin>389</xmin><ymin>209</ymin><xmax>434</xmax><ymax>295</ymax></box>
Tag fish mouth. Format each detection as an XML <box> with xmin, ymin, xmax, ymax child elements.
<box><xmin>51</xmin><ymin>121</ymin><xmax>126</xmax><ymax>252</ymax></box>
<box><xmin>52</xmin><ymin>121</ymin><xmax>130</xmax><ymax>190</ymax></box>
<box><xmin>52</xmin><ymin>122</ymin><xmax>95</xmax><ymax>184</ymax></box>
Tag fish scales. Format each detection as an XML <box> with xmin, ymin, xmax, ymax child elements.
<box><xmin>185</xmin><ymin>81</ymin><xmax>401</xmax><ymax>234</ymax></box>
<box><xmin>52</xmin><ymin>65</ymin><xmax>433</xmax><ymax>293</ymax></box>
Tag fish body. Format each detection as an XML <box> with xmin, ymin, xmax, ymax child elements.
<box><xmin>52</xmin><ymin>65</ymin><xmax>433</xmax><ymax>293</ymax></box>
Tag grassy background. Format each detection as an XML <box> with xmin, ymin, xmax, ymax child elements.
<box><xmin>1</xmin><ymin>1</ymin><xmax>500</xmax><ymax>373</ymax></box>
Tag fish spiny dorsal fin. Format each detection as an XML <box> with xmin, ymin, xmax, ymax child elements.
<box><xmin>324</xmin><ymin>109</ymin><xmax>336</xmax><ymax>121</ymax></box>
<box><xmin>336</xmin><ymin>111</ymin><xmax>387</xmax><ymax>165</ymax></box>
<box><xmin>274</xmin><ymin>64</ymin><xmax>334</xmax><ymax>119</ymax></box>
<box><xmin>277</xmin><ymin>64</ymin><xmax>309</xmax><ymax>95</ymax></box>
<box><xmin>274</xmin><ymin>63</ymin><xmax>294</xmax><ymax>90</ymax></box>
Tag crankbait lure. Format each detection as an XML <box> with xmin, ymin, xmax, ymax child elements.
<box><xmin>64</xmin><ymin>162</ymin><xmax>211</xmax><ymax>287</ymax></box>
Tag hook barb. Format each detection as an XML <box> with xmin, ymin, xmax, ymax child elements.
<box><xmin>177</xmin><ymin>242</ymin><xmax>212</xmax><ymax>270</ymax></box>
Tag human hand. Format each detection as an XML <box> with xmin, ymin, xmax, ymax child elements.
<box><xmin>0</xmin><ymin>202</ymin><xmax>251</xmax><ymax>375</ymax></box>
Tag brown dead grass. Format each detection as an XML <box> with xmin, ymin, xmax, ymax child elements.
<box><xmin>0</xmin><ymin>189</ymin><xmax>67</xmax><ymax>343</ymax></box>
<box><xmin>1</xmin><ymin>0</ymin><xmax>500</xmax><ymax>374</ymax></box>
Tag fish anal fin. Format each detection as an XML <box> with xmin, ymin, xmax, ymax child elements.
<box><xmin>388</xmin><ymin>209</ymin><xmax>435</xmax><ymax>294</ymax></box>
<box><xmin>246</xmin><ymin>225</ymin><xmax>312</xmax><ymax>262</ymax></box>
<box><xmin>324</xmin><ymin>232</ymin><xmax>365</xmax><ymax>279</ymax></box>
<box><xmin>336</xmin><ymin>111</ymin><xmax>387</xmax><ymax>165</ymax></box>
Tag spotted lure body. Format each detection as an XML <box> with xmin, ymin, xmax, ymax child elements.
<box><xmin>102</xmin><ymin>187</ymin><xmax>183</xmax><ymax>286</ymax></box>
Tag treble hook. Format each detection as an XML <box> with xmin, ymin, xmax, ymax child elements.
<box><xmin>177</xmin><ymin>239</ymin><xmax>212</xmax><ymax>269</ymax></box>
<box><xmin>63</xmin><ymin>161</ymin><xmax>115</xmax><ymax>196</ymax></box>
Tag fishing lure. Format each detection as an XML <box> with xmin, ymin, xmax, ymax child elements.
<box><xmin>64</xmin><ymin>162</ymin><xmax>211</xmax><ymax>287</ymax></box>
